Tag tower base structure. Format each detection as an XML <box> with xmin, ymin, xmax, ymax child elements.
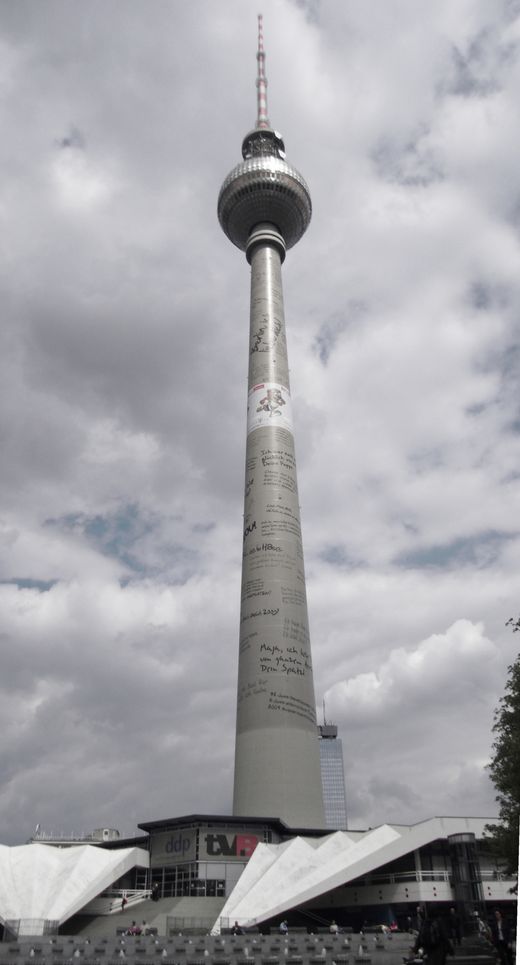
<box><xmin>234</xmin><ymin>729</ymin><xmax>325</xmax><ymax>827</ymax></box>
<box><xmin>3</xmin><ymin>814</ymin><xmax>512</xmax><ymax>939</ymax></box>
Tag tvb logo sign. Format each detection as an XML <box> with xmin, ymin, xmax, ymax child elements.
<box><xmin>204</xmin><ymin>833</ymin><xmax>258</xmax><ymax>858</ymax></box>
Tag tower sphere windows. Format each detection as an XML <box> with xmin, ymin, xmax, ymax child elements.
<box><xmin>217</xmin><ymin>155</ymin><xmax>312</xmax><ymax>251</ymax></box>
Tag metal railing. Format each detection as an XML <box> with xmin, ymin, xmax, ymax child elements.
<box><xmin>358</xmin><ymin>870</ymin><xmax>451</xmax><ymax>886</ymax></box>
<box><xmin>479</xmin><ymin>870</ymin><xmax>516</xmax><ymax>881</ymax></box>
<box><xmin>356</xmin><ymin>869</ymin><xmax>516</xmax><ymax>887</ymax></box>
<box><xmin>103</xmin><ymin>889</ymin><xmax>152</xmax><ymax>913</ymax></box>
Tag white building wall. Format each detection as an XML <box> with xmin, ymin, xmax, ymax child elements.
<box><xmin>310</xmin><ymin>877</ymin><xmax>513</xmax><ymax>909</ymax></box>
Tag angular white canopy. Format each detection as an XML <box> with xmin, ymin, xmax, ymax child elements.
<box><xmin>214</xmin><ymin>816</ymin><xmax>490</xmax><ymax>932</ymax></box>
<box><xmin>0</xmin><ymin>843</ymin><xmax>149</xmax><ymax>928</ymax></box>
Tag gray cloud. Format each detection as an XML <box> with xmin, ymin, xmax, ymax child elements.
<box><xmin>0</xmin><ymin>0</ymin><xmax>519</xmax><ymax>843</ymax></box>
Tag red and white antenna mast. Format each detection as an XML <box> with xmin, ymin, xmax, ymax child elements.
<box><xmin>256</xmin><ymin>14</ymin><xmax>270</xmax><ymax>129</ymax></box>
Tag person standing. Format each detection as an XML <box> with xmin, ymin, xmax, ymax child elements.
<box><xmin>448</xmin><ymin>908</ymin><xmax>462</xmax><ymax>946</ymax></box>
<box><xmin>490</xmin><ymin>910</ymin><xmax>513</xmax><ymax>965</ymax></box>
<box><xmin>413</xmin><ymin>910</ymin><xmax>453</xmax><ymax>965</ymax></box>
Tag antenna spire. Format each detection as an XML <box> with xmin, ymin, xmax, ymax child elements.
<box><xmin>256</xmin><ymin>14</ymin><xmax>270</xmax><ymax>129</ymax></box>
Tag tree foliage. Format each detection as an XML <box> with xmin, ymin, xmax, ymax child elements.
<box><xmin>485</xmin><ymin>621</ymin><xmax>520</xmax><ymax>885</ymax></box>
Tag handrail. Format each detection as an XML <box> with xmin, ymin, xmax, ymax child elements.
<box><xmin>298</xmin><ymin>908</ymin><xmax>331</xmax><ymax>927</ymax></box>
<box><xmin>360</xmin><ymin>871</ymin><xmax>450</xmax><ymax>885</ymax></box>
<box><xmin>102</xmin><ymin>889</ymin><xmax>152</xmax><ymax>913</ymax></box>
<box><xmin>105</xmin><ymin>889</ymin><xmax>150</xmax><ymax>897</ymax></box>
<box><xmin>358</xmin><ymin>870</ymin><xmax>515</xmax><ymax>886</ymax></box>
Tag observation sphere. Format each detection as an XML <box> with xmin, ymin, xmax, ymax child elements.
<box><xmin>218</xmin><ymin>154</ymin><xmax>312</xmax><ymax>252</ymax></box>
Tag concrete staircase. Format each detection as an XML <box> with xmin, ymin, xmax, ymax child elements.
<box><xmin>67</xmin><ymin>897</ymin><xmax>225</xmax><ymax>940</ymax></box>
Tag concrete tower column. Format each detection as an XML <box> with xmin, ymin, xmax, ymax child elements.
<box><xmin>218</xmin><ymin>19</ymin><xmax>325</xmax><ymax>828</ymax></box>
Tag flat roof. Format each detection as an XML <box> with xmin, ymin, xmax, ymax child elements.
<box><xmin>137</xmin><ymin>813</ymin><xmax>330</xmax><ymax>837</ymax></box>
<box><xmin>98</xmin><ymin>834</ymin><xmax>149</xmax><ymax>849</ymax></box>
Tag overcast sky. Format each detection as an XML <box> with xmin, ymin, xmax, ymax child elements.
<box><xmin>1</xmin><ymin>0</ymin><xmax>519</xmax><ymax>846</ymax></box>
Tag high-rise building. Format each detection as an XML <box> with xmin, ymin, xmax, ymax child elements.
<box><xmin>318</xmin><ymin>723</ymin><xmax>348</xmax><ymax>830</ymax></box>
<box><xmin>218</xmin><ymin>16</ymin><xmax>325</xmax><ymax>828</ymax></box>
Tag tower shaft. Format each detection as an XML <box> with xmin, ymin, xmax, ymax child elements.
<box><xmin>233</xmin><ymin>224</ymin><xmax>325</xmax><ymax>826</ymax></box>
<box><xmin>218</xmin><ymin>19</ymin><xmax>324</xmax><ymax>828</ymax></box>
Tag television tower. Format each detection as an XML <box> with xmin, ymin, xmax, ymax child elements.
<box><xmin>218</xmin><ymin>16</ymin><xmax>325</xmax><ymax>827</ymax></box>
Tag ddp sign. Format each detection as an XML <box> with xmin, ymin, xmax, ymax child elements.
<box><xmin>151</xmin><ymin>829</ymin><xmax>197</xmax><ymax>866</ymax></box>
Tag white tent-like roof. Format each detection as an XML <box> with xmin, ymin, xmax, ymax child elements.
<box><xmin>0</xmin><ymin>843</ymin><xmax>149</xmax><ymax>930</ymax></box>
<box><xmin>214</xmin><ymin>816</ymin><xmax>490</xmax><ymax>932</ymax></box>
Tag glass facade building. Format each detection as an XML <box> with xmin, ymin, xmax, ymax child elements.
<box><xmin>139</xmin><ymin>815</ymin><xmax>282</xmax><ymax>901</ymax></box>
<box><xmin>318</xmin><ymin>724</ymin><xmax>348</xmax><ymax>830</ymax></box>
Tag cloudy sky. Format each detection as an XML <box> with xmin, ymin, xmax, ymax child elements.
<box><xmin>1</xmin><ymin>0</ymin><xmax>519</xmax><ymax>845</ymax></box>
